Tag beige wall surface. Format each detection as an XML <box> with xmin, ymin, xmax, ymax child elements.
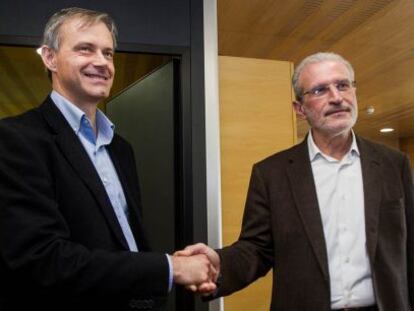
<box><xmin>219</xmin><ymin>56</ymin><xmax>296</xmax><ymax>310</ymax></box>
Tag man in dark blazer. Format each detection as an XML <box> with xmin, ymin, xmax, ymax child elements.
<box><xmin>0</xmin><ymin>7</ymin><xmax>215</xmax><ymax>311</ymax></box>
<box><xmin>179</xmin><ymin>52</ymin><xmax>414</xmax><ymax>310</ymax></box>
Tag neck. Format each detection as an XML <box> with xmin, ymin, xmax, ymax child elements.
<box><xmin>52</xmin><ymin>87</ymin><xmax>99</xmax><ymax>135</ymax></box>
<box><xmin>311</xmin><ymin>129</ymin><xmax>353</xmax><ymax>160</ymax></box>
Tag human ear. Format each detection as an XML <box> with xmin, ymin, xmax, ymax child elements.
<box><xmin>40</xmin><ymin>45</ymin><xmax>57</xmax><ymax>73</ymax></box>
<box><xmin>292</xmin><ymin>100</ymin><xmax>307</xmax><ymax>120</ymax></box>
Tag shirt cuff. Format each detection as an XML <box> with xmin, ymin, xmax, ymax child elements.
<box><xmin>166</xmin><ymin>254</ymin><xmax>173</xmax><ymax>292</ymax></box>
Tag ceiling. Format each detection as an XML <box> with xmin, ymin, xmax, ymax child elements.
<box><xmin>218</xmin><ymin>0</ymin><xmax>414</xmax><ymax>144</ymax></box>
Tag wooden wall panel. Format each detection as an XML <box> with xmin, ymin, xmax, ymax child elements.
<box><xmin>219</xmin><ymin>56</ymin><xmax>295</xmax><ymax>310</ymax></box>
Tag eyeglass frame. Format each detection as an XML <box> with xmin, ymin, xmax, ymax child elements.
<box><xmin>299</xmin><ymin>79</ymin><xmax>356</xmax><ymax>101</ymax></box>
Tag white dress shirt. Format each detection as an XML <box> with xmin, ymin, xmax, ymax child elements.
<box><xmin>308</xmin><ymin>131</ymin><xmax>375</xmax><ymax>309</ymax></box>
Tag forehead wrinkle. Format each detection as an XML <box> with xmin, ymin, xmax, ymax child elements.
<box><xmin>299</xmin><ymin>61</ymin><xmax>352</xmax><ymax>90</ymax></box>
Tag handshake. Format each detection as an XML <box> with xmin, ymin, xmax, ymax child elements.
<box><xmin>171</xmin><ymin>243</ymin><xmax>220</xmax><ymax>295</ymax></box>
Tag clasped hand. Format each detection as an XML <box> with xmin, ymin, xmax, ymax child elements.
<box><xmin>171</xmin><ymin>243</ymin><xmax>220</xmax><ymax>295</ymax></box>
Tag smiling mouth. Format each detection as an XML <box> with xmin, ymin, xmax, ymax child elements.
<box><xmin>83</xmin><ymin>73</ymin><xmax>110</xmax><ymax>81</ymax></box>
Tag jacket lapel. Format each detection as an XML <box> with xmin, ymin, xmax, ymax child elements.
<box><xmin>107</xmin><ymin>140</ymin><xmax>150</xmax><ymax>251</ymax></box>
<box><xmin>286</xmin><ymin>140</ymin><xmax>330</xmax><ymax>281</ymax></box>
<box><xmin>357</xmin><ymin>137</ymin><xmax>382</xmax><ymax>261</ymax></box>
<box><xmin>38</xmin><ymin>97</ymin><xmax>130</xmax><ymax>250</ymax></box>
<box><xmin>286</xmin><ymin>136</ymin><xmax>382</xmax><ymax>280</ymax></box>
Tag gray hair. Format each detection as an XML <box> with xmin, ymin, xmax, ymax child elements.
<box><xmin>292</xmin><ymin>52</ymin><xmax>355</xmax><ymax>101</ymax></box>
<box><xmin>42</xmin><ymin>7</ymin><xmax>118</xmax><ymax>50</ymax></box>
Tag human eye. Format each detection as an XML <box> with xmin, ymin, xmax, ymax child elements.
<box><xmin>76</xmin><ymin>44</ymin><xmax>93</xmax><ymax>53</ymax></box>
<box><xmin>103</xmin><ymin>50</ymin><xmax>114</xmax><ymax>59</ymax></box>
<box><xmin>335</xmin><ymin>80</ymin><xmax>351</xmax><ymax>91</ymax></box>
<box><xmin>311</xmin><ymin>85</ymin><xmax>328</xmax><ymax>96</ymax></box>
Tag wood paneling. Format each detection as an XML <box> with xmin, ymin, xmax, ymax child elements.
<box><xmin>218</xmin><ymin>0</ymin><xmax>414</xmax><ymax>145</ymax></box>
<box><xmin>0</xmin><ymin>46</ymin><xmax>50</xmax><ymax>117</ymax></box>
<box><xmin>219</xmin><ymin>56</ymin><xmax>295</xmax><ymax>310</ymax></box>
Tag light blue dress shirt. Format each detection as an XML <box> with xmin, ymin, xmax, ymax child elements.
<box><xmin>51</xmin><ymin>91</ymin><xmax>173</xmax><ymax>290</ymax></box>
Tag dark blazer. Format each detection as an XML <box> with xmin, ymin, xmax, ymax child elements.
<box><xmin>216</xmin><ymin>136</ymin><xmax>414</xmax><ymax>311</ymax></box>
<box><xmin>0</xmin><ymin>97</ymin><xmax>169</xmax><ymax>311</ymax></box>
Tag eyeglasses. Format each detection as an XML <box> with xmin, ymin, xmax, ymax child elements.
<box><xmin>301</xmin><ymin>80</ymin><xmax>356</xmax><ymax>99</ymax></box>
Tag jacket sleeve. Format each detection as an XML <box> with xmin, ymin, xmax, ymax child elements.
<box><xmin>216</xmin><ymin>163</ymin><xmax>274</xmax><ymax>296</ymax></box>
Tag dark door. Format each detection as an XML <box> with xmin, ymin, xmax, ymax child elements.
<box><xmin>107</xmin><ymin>60</ymin><xmax>179</xmax><ymax>310</ymax></box>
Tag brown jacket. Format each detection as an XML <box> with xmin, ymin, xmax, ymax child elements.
<box><xmin>217</xmin><ymin>136</ymin><xmax>414</xmax><ymax>311</ymax></box>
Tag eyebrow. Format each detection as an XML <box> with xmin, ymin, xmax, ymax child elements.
<box><xmin>73</xmin><ymin>42</ymin><xmax>94</xmax><ymax>48</ymax></box>
<box><xmin>73</xmin><ymin>42</ymin><xmax>114</xmax><ymax>51</ymax></box>
<box><xmin>310</xmin><ymin>78</ymin><xmax>351</xmax><ymax>88</ymax></box>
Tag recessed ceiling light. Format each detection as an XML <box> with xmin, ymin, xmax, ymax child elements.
<box><xmin>380</xmin><ymin>128</ymin><xmax>394</xmax><ymax>133</ymax></box>
<box><xmin>366</xmin><ymin>106</ymin><xmax>375</xmax><ymax>115</ymax></box>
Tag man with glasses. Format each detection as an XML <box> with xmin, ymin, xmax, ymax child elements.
<box><xmin>178</xmin><ymin>52</ymin><xmax>414</xmax><ymax>311</ymax></box>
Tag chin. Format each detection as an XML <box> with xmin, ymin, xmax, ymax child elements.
<box><xmin>89</xmin><ymin>90</ymin><xmax>110</xmax><ymax>99</ymax></box>
<box><xmin>320</xmin><ymin>123</ymin><xmax>353</xmax><ymax>136</ymax></box>
<box><xmin>331</xmin><ymin>119</ymin><xmax>354</xmax><ymax>130</ymax></box>
<box><xmin>331</xmin><ymin>126</ymin><xmax>353</xmax><ymax>136</ymax></box>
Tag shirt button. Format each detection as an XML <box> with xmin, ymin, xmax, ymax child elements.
<box><xmin>345</xmin><ymin>257</ymin><xmax>350</xmax><ymax>263</ymax></box>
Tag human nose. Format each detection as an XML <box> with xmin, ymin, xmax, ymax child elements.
<box><xmin>327</xmin><ymin>84</ymin><xmax>343</xmax><ymax>102</ymax></box>
<box><xmin>91</xmin><ymin>51</ymin><xmax>111</xmax><ymax>66</ymax></box>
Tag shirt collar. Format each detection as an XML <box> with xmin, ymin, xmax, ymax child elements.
<box><xmin>307</xmin><ymin>129</ymin><xmax>359</xmax><ymax>162</ymax></box>
<box><xmin>50</xmin><ymin>90</ymin><xmax>115</xmax><ymax>146</ymax></box>
<box><xmin>96</xmin><ymin>108</ymin><xmax>115</xmax><ymax>146</ymax></box>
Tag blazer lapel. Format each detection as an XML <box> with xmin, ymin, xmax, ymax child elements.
<box><xmin>38</xmin><ymin>97</ymin><xmax>129</xmax><ymax>250</ymax></box>
<box><xmin>286</xmin><ymin>140</ymin><xmax>330</xmax><ymax>281</ymax></box>
<box><xmin>357</xmin><ymin>137</ymin><xmax>382</xmax><ymax>261</ymax></box>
